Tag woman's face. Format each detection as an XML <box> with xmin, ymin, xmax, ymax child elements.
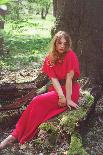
<box><xmin>56</xmin><ymin>37</ymin><xmax>68</xmax><ymax>54</ymax></box>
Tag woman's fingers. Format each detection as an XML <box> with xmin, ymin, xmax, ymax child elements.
<box><xmin>67</xmin><ymin>105</ymin><xmax>71</xmax><ymax>110</ymax></box>
<box><xmin>74</xmin><ymin>103</ymin><xmax>80</xmax><ymax>109</ymax></box>
<box><xmin>67</xmin><ymin>100</ymin><xmax>80</xmax><ymax>109</ymax></box>
<box><xmin>58</xmin><ymin>99</ymin><xmax>79</xmax><ymax>109</ymax></box>
<box><xmin>72</xmin><ymin>103</ymin><xmax>79</xmax><ymax>109</ymax></box>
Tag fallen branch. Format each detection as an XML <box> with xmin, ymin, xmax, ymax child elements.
<box><xmin>0</xmin><ymin>73</ymin><xmax>49</xmax><ymax>111</ymax></box>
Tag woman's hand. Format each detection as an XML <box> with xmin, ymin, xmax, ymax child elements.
<box><xmin>67</xmin><ymin>99</ymin><xmax>79</xmax><ymax>110</ymax></box>
<box><xmin>58</xmin><ymin>95</ymin><xmax>67</xmax><ymax>107</ymax></box>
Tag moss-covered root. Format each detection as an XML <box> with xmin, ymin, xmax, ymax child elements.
<box><xmin>67</xmin><ymin>132</ymin><xmax>88</xmax><ymax>155</ymax></box>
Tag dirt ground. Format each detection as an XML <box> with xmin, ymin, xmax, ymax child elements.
<box><xmin>0</xmin><ymin>69</ymin><xmax>103</xmax><ymax>155</ymax></box>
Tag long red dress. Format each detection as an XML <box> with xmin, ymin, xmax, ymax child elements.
<box><xmin>11</xmin><ymin>50</ymin><xmax>80</xmax><ymax>144</ymax></box>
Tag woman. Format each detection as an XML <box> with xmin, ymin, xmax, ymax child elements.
<box><xmin>0</xmin><ymin>31</ymin><xmax>80</xmax><ymax>149</ymax></box>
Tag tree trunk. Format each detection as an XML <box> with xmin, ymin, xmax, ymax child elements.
<box><xmin>41</xmin><ymin>6</ymin><xmax>49</xmax><ymax>19</ymax></box>
<box><xmin>53</xmin><ymin>0</ymin><xmax>57</xmax><ymax>17</ymax></box>
<box><xmin>41</xmin><ymin>8</ymin><xmax>45</xmax><ymax>19</ymax></box>
<box><xmin>0</xmin><ymin>6</ymin><xmax>7</xmax><ymax>55</ymax></box>
<box><xmin>53</xmin><ymin>0</ymin><xmax>65</xmax><ymax>17</ymax></box>
<box><xmin>0</xmin><ymin>37</ymin><xmax>4</xmax><ymax>55</ymax></box>
<box><xmin>53</xmin><ymin>0</ymin><xmax>103</xmax><ymax>83</ymax></box>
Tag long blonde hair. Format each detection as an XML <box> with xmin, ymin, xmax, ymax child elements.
<box><xmin>48</xmin><ymin>31</ymin><xmax>72</xmax><ymax>65</ymax></box>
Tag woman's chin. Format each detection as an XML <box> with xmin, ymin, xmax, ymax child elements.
<box><xmin>58</xmin><ymin>50</ymin><xmax>65</xmax><ymax>54</ymax></box>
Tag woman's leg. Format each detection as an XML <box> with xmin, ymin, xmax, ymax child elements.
<box><xmin>11</xmin><ymin>91</ymin><xmax>67</xmax><ymax>144</ymax></box>
<box><xmin>0</xmin><ymin>91</ymin><xmax>61</xmax><ymax>147</ymax></box>
<box><xmin>0</xmin><ymin>84</ymin><xmax>80</xmax><ymax>149</ymax></box>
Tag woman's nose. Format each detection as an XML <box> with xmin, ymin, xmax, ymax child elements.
<box><xmin>61</xmin><ymin>43</ymin><xmax>65</xmax><ymax>48</ymax></box>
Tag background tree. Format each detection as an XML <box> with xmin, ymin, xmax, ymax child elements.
<box><xmin>6</xmin><ymin>0</ymin><xmax>30</xmax><ymax>21</ymax></box>
<box><xmin>53</xmin><ymin>0</ymin><xmax>103</xmax><ymax>84</ymax></box>
<box><xmin>28</xmin><ymin>0</ymin><xmax>52</xmax><ymax>19</ymax></box>
<box><xmin>5</xmin><ymin>0</ymin><xmax>52</xmax><ymax>21</ymax></box>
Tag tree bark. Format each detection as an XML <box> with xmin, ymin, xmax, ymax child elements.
<box><xmin>53</xmin><ymin>0</ymin><xmax>103</xmax><ymax>83</ymax></box>
<box><xmin>53</xmin><ymin>0</ymin><xmax>57</xmax><ymax>17</ymax></box>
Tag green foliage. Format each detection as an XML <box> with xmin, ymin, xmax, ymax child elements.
<box><xmin>68</xmin><ymin>132</ymin><xmax>88</xmax><ymax>155</ymax></box>
<box><xmin>27</xmin><ymin>0</ymin><xmax>52</xmax><ymax>19</ymax></box>
<box><xmin>86</xmin><ymin>92</ymin><xmax>94</xmax><ymax>104</ymax></box>
<box><xmin>0</xmin><ymin>0</ymin><xmax>10</xmax><ymax>4</ymax></box>
<box><xmin>0</xmin><ymin>60</ymin><xmax>5</xmax><ymax>69</ymax></box>
<box><xmin>39</xmin><ymin>121</ymin><xmax>60</xmax><ymax>146</ymax></box>
<box><xmin>39</xmin><ymin>122</ymin><xmax>58</xmax><ymax>134</ymax></box>
<box><xmin>0</xmin><ymin>37</ymin><xmax>50</xmax><ymax>70</ymax></box>
<box><xmin>28</xmin><ymin>0</ymin><xmax>51</xmax><ymax>7</ymax></box>
<box><xmin>0</xmin><ymin>16</ymin><xmax>4</xmax><ymax>21</ymax></box>
<box><xmin>0</xmin><ymin>14</ymin><xmax>55</xmax><ymax>70</ymax></box>
<box><xmin>6</xmin><ymin>1</ymin><xmax>26</xmax><ymax>21</ymax></box>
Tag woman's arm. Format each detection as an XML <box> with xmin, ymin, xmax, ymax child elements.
<box><xmin>66</xmin><ymin>71</ymin><xmax>79</xmax><ymax>109</ymax></box>
<box><xmin>51</xmin><ymin>78</ymin><xmax>64</xmax><ymax>97</ymax></box>
<box><xmin>51</xmin><ymin>78</ymin><xmax>66</xmax><ymax>107</ymax></box>
<box><xmin>66</xmin><ymin>70</ymin><xmax>74</xmax><ymax>100</ymax></box>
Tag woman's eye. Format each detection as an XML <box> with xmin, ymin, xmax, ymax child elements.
<box><xmin>58</xmin><ymin>42</ymin><xmax>62</xmax><ymax>45</ymax></box>
<box><xmin>56</xmin><ymin>41</ymin><xmax>68</xmax><ymax>46</ymax></box>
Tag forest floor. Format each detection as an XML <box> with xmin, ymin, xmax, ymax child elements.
<box><xmin>0</xmin><ymin>68</ymin><xmax>69</xmax><ymax>155</ymax></box>
<box><xmin>0</xmin><ymin>65</ymin><xmax>40</xmax><ymax>84</ymax></box>
<box><xmin>82</xmin><ymin>113</ymin><xmax>103</xmax><ymax>155</ymax></box>
<box><xmin>0</xmin><ymin>69</ymin><xmax>103</xmax><ymax>155</ymax></box>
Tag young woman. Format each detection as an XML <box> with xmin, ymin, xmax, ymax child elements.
<box><xmin>0</xmin><ymin>31</ymin><xmax>80</xmax><ymax>149</ymax></box>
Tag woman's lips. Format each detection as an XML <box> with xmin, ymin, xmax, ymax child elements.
<box><xmin>59</xmin><ymin>48</ymin><xmax>64</xmax><ymax>50</ymax></box>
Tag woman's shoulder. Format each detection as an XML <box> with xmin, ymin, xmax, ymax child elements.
<box><xmin>45</xmin><ymin>53</ymin><xmax>52</xmax><ymax>59</ymax></box>
<box><xmin>43</xmin><ymin>54</ymin><xmax>54</xmax><ymax>67</ymax></box>
<box><xmin>66</xmin><ymin>49</ymin><xmax>77</xmax><ymax>58</ymax></box>
<box><xmin>43</xmin><ymin>54</ymin><xmax>50</xmax><ymax>63</ymax></box>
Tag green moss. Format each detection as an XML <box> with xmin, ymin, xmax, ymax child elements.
<box><xmin>39</xmin><ymin>122</ymin><xmax>58</xmax><ymax>134</ymax></box>
<box><xmin>59</xmin><ymin>109</ymin><xmax>85</xmax><ymax>133</ymax></box>
<box><xmin>35</xmin><ymin>92</ymin><xmax>94</xmax><ymax>154</ymax></box>
<box><xmin>59</xmin><ymin>92</ymin><xmax>94</xmax><ymax>133</ymax></box>
<box><xmin>66</xmin><ymin>92</ymin><xmax>94</xmax><ymax>155</ymax></box>
<box><xmin>59</xmin><ymin>107</ymin><xmax>90</xmax><ymax>133</ymax></box>
<box><xmin>68</xmin><ymin>132</ymin><xmax>88</xmax><ymax>155</ymax></box>
<box><xmin>33</xmin><ymin>138</ymin><xmax>44</xmax><ymax>145</ymax></box>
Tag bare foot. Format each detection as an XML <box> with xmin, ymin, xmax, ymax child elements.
<box><xmin>0</xmin><ymin>135</ymin><xmax>16</xmax><ymax>150</ymax></box>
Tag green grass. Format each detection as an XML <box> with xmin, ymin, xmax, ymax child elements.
<box><xmin>0</xmin><ymin>15</ymin><xmax>55</xmax><ymax>70</ymax></box>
